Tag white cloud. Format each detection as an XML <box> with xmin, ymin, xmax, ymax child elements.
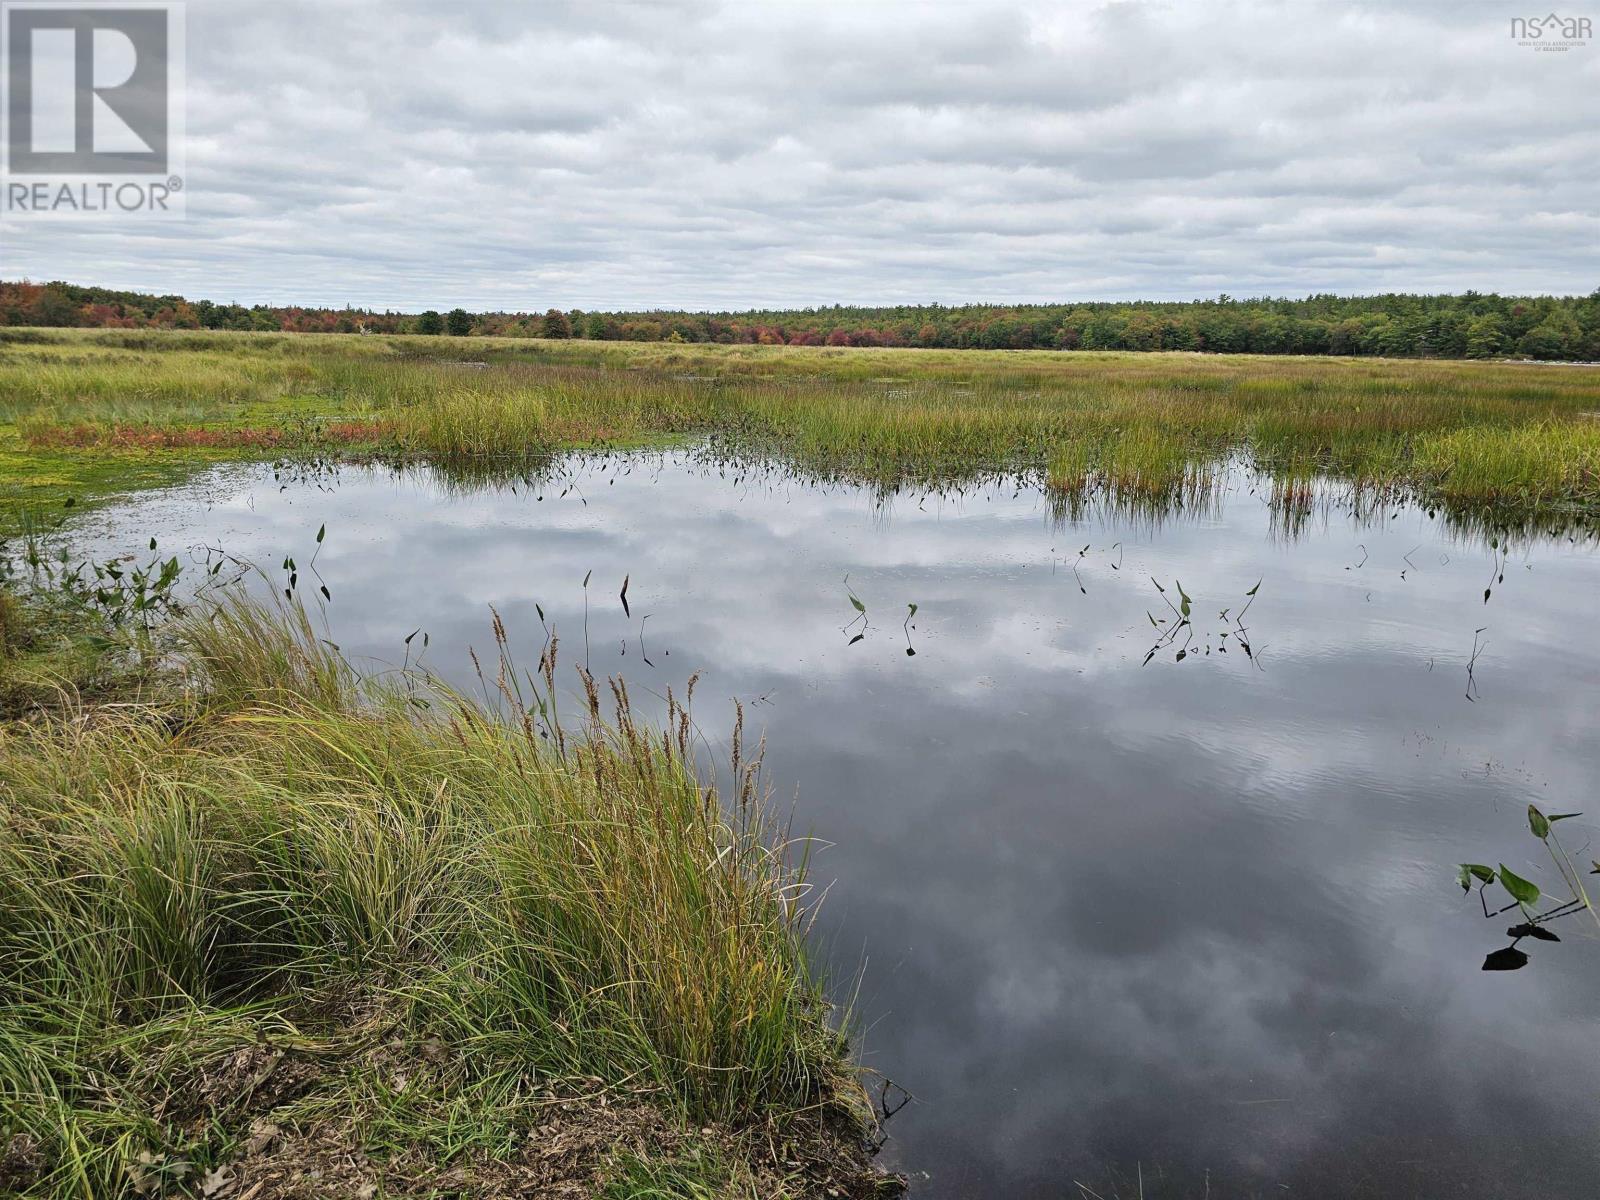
<box><xmin>2</xmin><ymin>0</ymin><xmax>1596</xmax><ymax>308</ymax></box>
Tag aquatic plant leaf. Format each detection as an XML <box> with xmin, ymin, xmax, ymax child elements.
<box><xmin>1528</xmin><ymin>806</ymin><xmax>1550</xmax><ymax>840</ymax></box>
<box><xmin>1548</xmin><ymin>812</ymin><xmax>1582</xmax><ymax>823</ymax></box>
<box><xmin>1497</xmin><ymin>865</ymin><xmax>1540</xmax><ymax>906</ymax></box>
<box><xmin>1176</xmin><ymin>580</ymin><xmax>1192</xmax><ymax>618</ymax></box>
<box><xmin>907</xmin><ymin>603</ymin><xmax>917</xmax><ymax>618</ymax></box>
<box><xmin>849</xmin><ymin>595</ymin><xmax>866</xmax><ymax>614</ymax></box>
<box><xmin>1245</xmin><ymin>580</ymin><xmax>1261</xmax><ymax>596</ymax></box>
<box><xmin>1482</xmin><ymin>947</ymin><xmax>1529</xmax><ymax>971</ymax></box>
<box><xmin>1458</xmin><ymin>863</ymin><xmax>1494</xmax><ymax>892</ymax></box>
<box><xmin>316</xmin><ymin>524</ymin><xmax>326</xmax><ymax>544</ymax></box>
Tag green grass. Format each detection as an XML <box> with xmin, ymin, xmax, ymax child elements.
<box><xmin>602</xmin><ymin>1145</ymin><xmax>741</xmax><ymax>1199</ymax></box>
<box><xmin>0</xmin><ymin>588</ymin><xmax>885</xmax><ymax>1198</ymax></box>
<box><xmin>0</xmin><ymin>584</ymin><xmax>155</xmax><ymax>716</ymax></box>
<box><xmin>2</xmin><ymin>327</ymin><xmax>1599</xmax><ymax>528</ymax></box>
<box><xmin>1413</xmin><ymin>420</ymin><xmax>1600</xmax><ymax>508</ymax></box>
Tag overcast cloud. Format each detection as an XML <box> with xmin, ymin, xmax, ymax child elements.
<box><xmin>1</xmin><ymin>0</ymin><xmax>1596</xmax><ymax>310</ymax></box>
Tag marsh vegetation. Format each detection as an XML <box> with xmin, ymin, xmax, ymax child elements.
<box><xmin>0</xmin><ymin>576</ymin><xmax>891</xmax><ymax>1198</ymax></box>
<box><xmin>4</xmin><ymin>328</ymin><xmax>1600</xmax><ymax>1197</ymax></box>
<box><xmin>2</xmin><ymin>329</ymin><xmax>1598</xmax><ymax>533</ymax></box>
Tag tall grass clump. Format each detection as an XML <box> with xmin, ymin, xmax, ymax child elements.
<box><xmin>395</xmin><ymin>384</ymin><xmax>550</xmax><ymax>458</ymax></box>
<box><xmin>1414</xmin><ymin>420</ymin><xmax>1600</xmax><ymax>509</ymax></box>
<box><xmin>1046</xmin><ymin>421</ymin><xmax>1223</xmax><ymax>509</ymax></box>
<box><xmin>0</xmin><ymin>593</ymin><xmax>871</xmax><ymax>1196</ymax></box>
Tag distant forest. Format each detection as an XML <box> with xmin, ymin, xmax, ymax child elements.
<box><xmin>5</xmin><ymin>279</ymin><xmax>1599</xmax><ymax>360</ymax></box>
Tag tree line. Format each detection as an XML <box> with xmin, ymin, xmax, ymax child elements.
<box><xmin>4</xmin><ymin>280</ymin><xmax>1598</xmax><ymax>360</ymax></box>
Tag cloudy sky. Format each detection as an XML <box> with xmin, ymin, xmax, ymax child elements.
<box><xmin>2</xmin><ymin>0</ymin><xmax>1596</xmax><ymax>310</ymax></box>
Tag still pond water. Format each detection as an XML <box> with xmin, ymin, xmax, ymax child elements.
<box><xmin>74</xmin><ymin>453</ymin><xmax>1600</xmax><ymax>1198</ymax></box>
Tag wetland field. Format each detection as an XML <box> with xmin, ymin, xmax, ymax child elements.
<box><xmin>3</xmin><ymin>329</ymin><xmax>1600</xmax><ymax>1198</ymax></box>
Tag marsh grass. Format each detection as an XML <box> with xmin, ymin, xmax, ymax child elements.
<box><xmin>0</xmin><ymin>584</ymin><xmax>153</xmax><ymax>715</ymax></box>
<box><xmin>396</xmin><ymin>384</ymin><xmax>551</xmax><ymax>457</ymax></box>
<box><xmin>1414</xmin><ymin>420</ymin><xmax>1600</xmax><ymax>508</ymax></box>
<box><xmin>2</xmin><ymin>329</ymin><xmax>1599</xmax><ymax>526</ymax></box>
<box><xmin>0</xmin><ymin>589</ymin><xmax>875</xmax><ymax>1197</ymax></box>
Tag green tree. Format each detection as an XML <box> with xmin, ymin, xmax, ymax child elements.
<box><xmin>541</xmin><ymin>309</ymin><xmax>573</xmax><ymax>338</ymax></box>
<box><xmin>1516</xmin><ymin>321</ymin><xmax>1576</xmax><ymax>361</ymax></box>
<box><xmin>445</xmin><ymin>308</ymin><xmax>472</xmax><ymax>337</ymax></box>
<box><xmin>417</xmin><ymin>310</ymin><xmax>444</xmax><ymax>335</ymax></box>
<box><xmin>1464</xmin><ymin>315</ymin><xmax>1506</xmax><ymax>359</ymax></box>
<box><xmin>36</xmin><ymin>285</ymin><xmax>77</xmax><ymax>325</ymax></box>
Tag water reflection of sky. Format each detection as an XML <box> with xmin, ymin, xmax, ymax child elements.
<box><xmin>73</xmin><ymin>455</ymin><xmax>1600</xmax><ymax>1198</ymax></box>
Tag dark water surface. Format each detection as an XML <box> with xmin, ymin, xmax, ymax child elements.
<box><xmin>73</xmin><ymin>454</ymin><xmax>1600</xmax><ymax>1198</ymax></box>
